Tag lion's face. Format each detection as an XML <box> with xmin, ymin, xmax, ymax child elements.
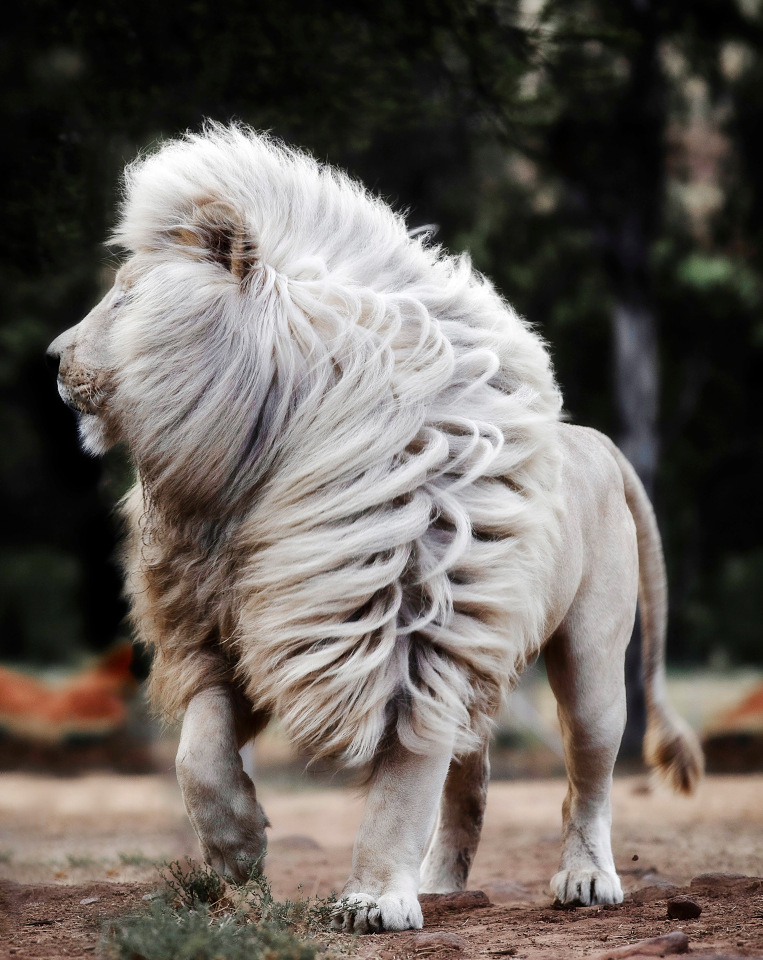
<box><xmin>47</xmin><ymin>263</ymin><xmax>136</xmax><ymax>455</ymax></box>
<box><xmin>47</xmin><ymin>197</ymin><xmax>257</xmax><ymax>463</ymax></box>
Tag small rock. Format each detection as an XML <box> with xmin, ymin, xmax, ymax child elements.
<box><xmin>419</xmin><ymin>890</ymin><xmax>491</xmax><ymax>912</ymax></box>
<box><xmin>79</xmin><ymin>896</ymin><xmax>100</xmax><ymax>905</ymax></box>
<box><xmin>667</xmin><ymin>895</ymin><xmax>702</xmax><ymax>920</ymax></box>
<box><xmin>403</xmin><ymin>932</ymin><xmax>467</xmax><ymax>954</ymax></box>
<box><xmin>588</xmin><ymin>930</ymin><xmax>689</xmax><ymax>960</ymax></box>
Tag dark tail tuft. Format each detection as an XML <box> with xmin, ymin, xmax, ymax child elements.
<box><xmin>644</xmin><ymin>708</ymin><xmax>704</xmax><ymax>794</ymax></box>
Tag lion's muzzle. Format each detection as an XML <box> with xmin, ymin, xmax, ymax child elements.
<box><xmin>47</xmin><ymin>328</ymin><xmax>109</xmax><ymax>416</ymax></box>
<box><xmin>56</xmin><ymin>379</ymin><xmax>102</xmax><ymax>416</ymax></box>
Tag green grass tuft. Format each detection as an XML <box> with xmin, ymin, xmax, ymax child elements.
<box><xmin>237</xmin><ymin>866</ymin><xmax>336</xmax><ymax>936</ymax></box>
<box><xmin>103</xmin><ymin>899</ymin><xmax>318</xmax><ymax>960</ymax></box>
<box><xmin>160</xmin><ymin>858</ymin><xmax>228</xmax><ymax>908</ymax></box>
<box><xmin>102</xmin><ymin>858</ymin><xmax>340</xmax><ymax>960</ymax></box>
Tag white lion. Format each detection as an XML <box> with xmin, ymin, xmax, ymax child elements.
<box><xmin>48</xmin><ymin>124</ymin><xmax>702</xmax><ymax>933</ymax></box>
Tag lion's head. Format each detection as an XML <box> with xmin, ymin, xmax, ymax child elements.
<box><xmin>47</xmin><ymin>194</ymin><xmax>275</xmax><ymax>515</ymax></box>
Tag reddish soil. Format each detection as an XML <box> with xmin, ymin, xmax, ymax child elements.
<box><xmin>1</xmin><ymin>773</ymin><xmax>762</xmax><ymax>959</ymax></box>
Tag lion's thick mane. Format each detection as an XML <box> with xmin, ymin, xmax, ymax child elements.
<box><xmin>114</xmin><ymin>124</ymin><xmax>563</xmax><ymax>763</ymax></box>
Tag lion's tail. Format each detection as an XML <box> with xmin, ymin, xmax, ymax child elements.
<box><xmin>600</xmin><ymin>435</ymin><xmax>704</xmax><ymax>794</ymax></box>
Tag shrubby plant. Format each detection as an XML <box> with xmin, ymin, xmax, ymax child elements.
<box><xmin>102</xmin><ymin>858</ymin><xmax>338</xmax><ymax>960</ymax></box>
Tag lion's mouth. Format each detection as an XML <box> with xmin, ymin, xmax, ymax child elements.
<box><xmin>57</xmin><ymin>380</ymin><xmax>105</xmax><ymax>416</ymax></box>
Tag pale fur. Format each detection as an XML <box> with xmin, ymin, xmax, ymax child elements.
<box><xmin>168</xmin><ymin>425</ymin><xmax>702</xmax><ymax>931</ymax></box>
<box><xmin>419</xmin><ymin>425</ymin><xmax>702</xmax><ymax>917</ymax></box>
<box><xmin>55</xmin><ymin>123</ymin><xmax>564</xmax><ymax>765</ymax></box>
<box><xmin>48</xmin><ymin>126</ymin><xmax>702</xmax><ymax>932</ymax></box>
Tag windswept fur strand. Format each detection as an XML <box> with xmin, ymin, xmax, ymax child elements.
<box><xmin>116</xmin><ymin>124</ymin><xmax>563</xmax><ymax>764</ymax></box>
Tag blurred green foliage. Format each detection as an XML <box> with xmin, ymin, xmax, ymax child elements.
<box><xmin>2</xmin><ymin>0</ymin><xmax>761</xmax><ymax>665</ymax></box>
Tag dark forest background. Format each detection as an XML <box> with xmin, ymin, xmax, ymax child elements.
<box><xmin>2</xmin><ymin>0</ymin><xmax>761</xmax><ymax>688</ymax></box>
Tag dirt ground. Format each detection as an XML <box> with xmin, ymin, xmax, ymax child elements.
<box><xmin>0</xmin><ymin>771</ymin><xmax>761</xmax><ymax>959</ymax></box>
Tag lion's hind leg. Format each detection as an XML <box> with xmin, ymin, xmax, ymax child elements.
<box><xmin>543</xmin><ymin>530</ymin><xmax>638</xmax><ymax>906</ymax></box>
<box><xmin>419</xmin><ymin>741</ymin><xmax>489</xmax><ymax>894</ymax></box>
<box><xmin>545</xmin><ymin>616</ymin><xmax>630</xmax><ymax>906</ymax></box>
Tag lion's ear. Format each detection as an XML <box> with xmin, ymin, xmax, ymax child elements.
<box><xmin>172</xmin><ymin>199</ymin><xmax>257</xmax><ymax>281</ymax></box>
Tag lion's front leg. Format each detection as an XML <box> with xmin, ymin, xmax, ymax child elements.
<box><xmin>176</xmin><ymin>685</ymin><xmax>270</xmax><ymax>881</ymax></box>
<box><xmin>332</xmin><ymin>738</ymin><xmax>453</xmax><ymax>934</ymax></box>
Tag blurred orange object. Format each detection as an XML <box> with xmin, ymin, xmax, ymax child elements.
<box><xmin>703</xmin><ymin>681</ymin><xmax>763</xmax><ymax>773</ymax></box>
<box><xmin>717</xmin><ymin>684</ymin><xmax>763</xmax><ymax>733</ymax></box>
<box><xmin>0</xmin><ymin>643</ymin><xmax>136</xmax><ymax>743</ymax></box>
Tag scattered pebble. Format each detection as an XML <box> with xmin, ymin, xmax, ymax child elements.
<box><xmin>79</xmin><ymin>896</ymin><xmax>100</xmax><ymax>905</ymax></box>
<box><xmin>588</xmin><ymin>930</ymin><xmax>689</xmax><ymax>959</ymax></box>
<box><xmin>419</xmin><ymin>890</ymin><xmax>491</xmax><ymax>913</ymax></box>
<box><xmin>667</xmin><ymin>895</ymin><xmax>702</xmax><ymax>920</ymax></box>
<box><xmin>404</xmin><ymin>931</ymin><xmax>467</xmax><ymax>954</ymax></box>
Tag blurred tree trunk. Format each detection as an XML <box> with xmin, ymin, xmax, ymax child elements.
<box><xmin>608</xmin><ymin>10</ymin><xmax>663</xmax><ymax>757</ymax></box>
<box><xmin>613</xmin><ymin>294</ymin><xmax>659</xmax><ymax>755</ymax></box>
<box><xmin>613</xmin><ymin>300</ymin><xmax>659</xmax><ymax>501</ymax></box>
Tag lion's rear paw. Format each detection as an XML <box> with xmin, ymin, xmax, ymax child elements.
<box><xmin>551</xmin><ymin>868</ymin><xmax>623</xmax><ymax>906</ymax></box>
<box><xmin>330</xmin><ymin>892</ymin><xmax>423</xmax><ymax>933</ymax></box>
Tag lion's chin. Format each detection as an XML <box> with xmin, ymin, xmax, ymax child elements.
<box><xmin>77</xmin><ymin>414</ymin><xmax>117</xmax><ymax>456</ymax></box>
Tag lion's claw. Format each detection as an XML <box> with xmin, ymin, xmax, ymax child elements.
<box><xmin>551</xmin><ymin>868</ymin><xmax>623</xmax><ymax>906</ymax></box>
<box><xmin>331</xmin><ymin>892</ymin><xmax>423</xmax><ymax>933</ymax></box>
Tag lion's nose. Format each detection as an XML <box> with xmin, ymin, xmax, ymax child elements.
<box><xmin>45</xmin><ymin>344</ymin><xmax>61</xmax><ymax>377</ymax></box>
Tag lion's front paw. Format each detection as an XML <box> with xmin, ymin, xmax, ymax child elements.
<box><xmin>197</xmin><ymin>805</ymin><xmax>268</xmax><ymax>884</ymax></box>
<box><xmin>551</xmin><ymin>868</ymin><xmax>623</xmax><ymax>906</ymax></box>
<box><xmin>330</xmin><ymin>892</ymin><xmax>423</xmax><ymax>933</ymax></box>
<box><xmin>179</xmin><ymin>768</ymin><xmax>269</xmax><ymax>882</ymax></box>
